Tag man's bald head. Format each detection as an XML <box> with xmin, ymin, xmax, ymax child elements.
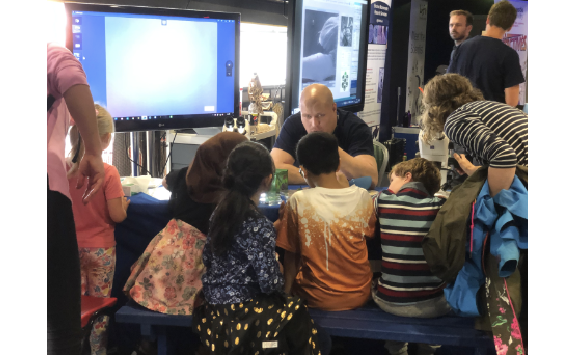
<box><xmin>299</xmin><ymin>84</ymin><xmax>334</xmax><ymax>109</ymax></box>
<box><xmin>299</xmin><ymin>84</ymin><xmax>338</xmax><ymax>134</ymax></box>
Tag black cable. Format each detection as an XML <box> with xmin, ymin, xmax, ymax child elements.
<box><xmin>124</xmin><ymin>133</ymin><xmax>151</xmax><ymax>176</ymax></box>
<box><xmin>155</xmin><ymin>131</ymin><xmax>169</xmax><ymax>178</ymax></box>
<box><xmin>160</xmin><ymin>132</ymin><xmax>178</xmax><ymax>177</ymax></box>
<box><xmin>186</xmin><ymin>0</ymin><xmax>191</xmax><ymax>9</ymax></box>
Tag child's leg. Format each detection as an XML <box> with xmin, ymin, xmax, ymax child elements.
<box><xmin>282</xmin><ymin>305</ymin><xmax>327</xmax><ymax>355</ymax></box>
<box><xmin>79</xmin><ymin>248</ymin><xmax>89</xmax><ymax>296</ymax></box>
<box><xmin>314</xmin><ymin>324</ymin><xmax>332</xmax><ymax>355</ymax></box>
<box><xmin>416</xmin><ymin>343</ymin><xmax>441</xmax><ymax>355</ymax></box>
<box><xmin>384</xmin><ymin>340</ymin><xmax>408</xmax><ymax>355</ymax></box>
<box><xmin>83</xmin><ymin>247</ymin><xmax>116</xmax><ymax>355</ymax></box>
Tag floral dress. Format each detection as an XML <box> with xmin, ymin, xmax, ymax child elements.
<box><xmin>123</xmin><ymin>219</ymin><xmax>206</xmax><ymax>315</ymax></box>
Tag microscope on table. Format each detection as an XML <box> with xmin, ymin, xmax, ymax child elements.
<box><xmin>223</xmin><ymin>116</ymin><xmax>249</xmax><ymax>135</ymax></box>
<box><xmin>418</xmin><ymin>131</ymin><xmax>463</xmax><ymax>194</ymax></box>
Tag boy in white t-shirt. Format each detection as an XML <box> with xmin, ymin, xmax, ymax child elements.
<box><xmin>276</xmin><ymin>132</ymin><xmax>376</xmax><ymax>311</ymax></box>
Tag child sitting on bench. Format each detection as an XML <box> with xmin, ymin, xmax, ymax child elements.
<box><xmin>277</xmin><ymin>132</ymin><xmax>376</xmax><ymax>311</ymax></box>
<box><xmin>194</xmin><ymin>141</ymin><xmax>329</xmax><ymax>355</ymax></box>
<box><xmin>374</xmin><ymin>158</ymin><xmax>450</xmax><ymax>355</ymax></box>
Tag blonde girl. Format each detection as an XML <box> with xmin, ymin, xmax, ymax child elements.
<box><xmin>67</xmin><ymin>104</ymin><xmax>129</xmax><ymax>355</ymax></box>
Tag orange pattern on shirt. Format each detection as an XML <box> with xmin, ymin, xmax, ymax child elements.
<box><xmin>277</xmin><ymin>186</ymin><xmax>376</xmax><ymax>311</ymax></box>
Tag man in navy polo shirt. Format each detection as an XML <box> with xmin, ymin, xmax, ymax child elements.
<box><xmin>271</xmin><ymin>84</ymin><xmax>377</xmax><ymax>188</ymax></box>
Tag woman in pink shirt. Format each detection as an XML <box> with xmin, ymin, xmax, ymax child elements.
<box><xmin>68</xmin><ymin>105</ymin><xmax>129</xmax><ymax>355</ymax></box>
<box><xmin>47</xmin><ymin>43</ymin><xmax>105</xmax><ymax>355</ymax></box>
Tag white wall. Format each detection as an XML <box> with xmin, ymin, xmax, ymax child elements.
<box><xmin>240</xmin><ymin>23</ymin><xmax>287</xmax><ymax>87</ymax></box>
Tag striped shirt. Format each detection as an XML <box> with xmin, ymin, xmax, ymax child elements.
<box><xmin>375</xmin><ymin>182</ymin><xmax>445</xmax><ymax>304</ymax></box>
<box><xmin>444</xmin><ymin>101</ymin><xmax>528</xmax><ymax>169</ymax></box>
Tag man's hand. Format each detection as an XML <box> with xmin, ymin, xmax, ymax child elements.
<box><xmin>338</xmin><ymin>147</ymin><xmax>378</xmax><ymax>189</ymax></box>
<box><xmin>75</xmin><ymin>153</ymin><xmax>105</xmax><ymax>204</ymax></box>
<box><xmin>270</xmin><ymin>148</ymin><xmax>306</xmax><ymax>184</ymax></box>
<box><xmin>454</xmin><ymin>153</ymin><xmax>479</xmax><ymax>176</ymax></box>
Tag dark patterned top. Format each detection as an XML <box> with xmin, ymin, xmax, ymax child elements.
<box><xmin>202</xmin><ymin>215</ymin><xmax>285</xmax><ymax>304</ymax></box>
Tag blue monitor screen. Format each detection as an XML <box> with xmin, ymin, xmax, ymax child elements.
<box><xmin>66</xmin><ymin>4</ymin><xmax>240</xmax><ymax>132</ymax></box>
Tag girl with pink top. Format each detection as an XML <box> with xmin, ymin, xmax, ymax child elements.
<box><xmin>67</xmin><ymin>105</ymin><xmax>129</xmax><ymax>355</ymax></box>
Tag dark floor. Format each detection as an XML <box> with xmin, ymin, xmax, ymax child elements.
<box><xmin>329</xmin><ymin>337</ymin><xmax>495</xmax><ymax>355</ymax></box>
<box><xmin>107</xmin><ymin>325</ymin><xmax>495</xmax><ymax>355</ymax></box>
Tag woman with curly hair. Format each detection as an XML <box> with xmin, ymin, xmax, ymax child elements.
<box><xmin>420</xmin><ymin>74</ymin><xmax>527</xmax><ymax>196</ymax></box>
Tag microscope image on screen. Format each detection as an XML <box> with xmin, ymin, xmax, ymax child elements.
<box><xmin>301</xmin><ymin>10</ymin><xmax>339</xmax><ymax>87</ymax></box>
<box><xmin>340</xmin><ymin>16</ymin><xmax>353</xmax><ymax>47</ymax></box>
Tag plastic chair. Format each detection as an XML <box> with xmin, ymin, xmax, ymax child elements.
<box><xmin>373</xmin><ymin>140</ymin><xmax>389</xmax><ymax>187</ymax></box>
<box><xmin>80</xmin><ymin>295</ymin><xmax>118</xmax><ymax>353</ymax></box>
<box><xmin>349</xmin><ymin>176</ymin><xmax>372</xmax><ymax>190</ymax></box>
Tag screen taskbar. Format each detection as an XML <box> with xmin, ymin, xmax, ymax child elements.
<box><xmin>113</xmin><ymin>113</ymin><xmax>232</xmax><ymax>121</ymax></box>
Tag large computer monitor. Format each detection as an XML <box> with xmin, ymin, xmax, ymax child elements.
<box><xmin>286</xmin><ymin>0</ymin><xmax>370</xmax><ymax>115</ymax></box>
<box><xmin>64</xmin><ymin>3</ymin><xmax>240</xmax><ymax>132</ymax></box>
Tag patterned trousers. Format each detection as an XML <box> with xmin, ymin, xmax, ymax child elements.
<box><xmin>79</xmin><ymin>246</ymin><xmax>116</xmax><ymax>355</ymax></box>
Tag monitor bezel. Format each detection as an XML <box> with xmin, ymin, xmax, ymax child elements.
<box><xmin>64</xmin><ymin>2</ymin><xmax>240</xmax><ymax>133</ymax></box>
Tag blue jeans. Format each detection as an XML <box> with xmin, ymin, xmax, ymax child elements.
<box><xmin>371</xmin><ymin>288</ymin><xmax>451</xmax><ymax>355</ymax></box>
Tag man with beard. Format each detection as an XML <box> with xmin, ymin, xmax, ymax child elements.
<box><xmin>448</xmin><ymin>1</ymin><xmax>523</xmax><ymax>106</ymax></box>
<box><xmin>448</xmin><ymin>10</ymin><xmax>473</xmax><ymax>65</ymax></box>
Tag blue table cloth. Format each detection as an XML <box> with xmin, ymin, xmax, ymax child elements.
<box><xmin>112</xmin><ymin>188</ymin><xmax>293</xmax><ymax>304</ymax></box>
<box><xmin>110</xmin><ymin>184</ymin><xmax>385</xmax><ymax>350</ymax></box>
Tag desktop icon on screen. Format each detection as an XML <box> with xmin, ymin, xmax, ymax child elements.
<box><xmin>161</xmin><ymin>20</ymin><xmax>167</xmax><ymax>26</ymax></box>
<box><xmin>73</xmin><ymin>33</ymin><xmax>82</xmax><ymax>50</ymax></box>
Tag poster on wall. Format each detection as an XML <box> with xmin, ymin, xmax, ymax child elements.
<box><xmin>357</xmin><ymin>0</ymin><xmax>392</xmax><ymax>129</ymax></box>
<box><xmin>496</xmin><ymin>0</ymin><xmax>528</xmax><ymax>105</ymax></box>
<box><xmin>404</xmin><ymin>0</ymin><xmax>427</xmax><ymax>125</ymax></box>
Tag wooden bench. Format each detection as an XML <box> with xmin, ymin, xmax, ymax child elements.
<box><xmin>115</xmin><ymin>301</ymin><xmax>493</xmax><ymax>355</ymax></box>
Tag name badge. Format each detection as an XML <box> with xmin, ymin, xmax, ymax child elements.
<box><xmin>262</xmin><ymin>341</ymin><xmax>278</xmax><ymax>349</ymax></box>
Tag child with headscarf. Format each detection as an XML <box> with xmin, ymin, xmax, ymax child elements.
<box><xmin>123</xmin><ymin>132</ymin><xmax>248</xmax><ymax>315</ymax></box>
